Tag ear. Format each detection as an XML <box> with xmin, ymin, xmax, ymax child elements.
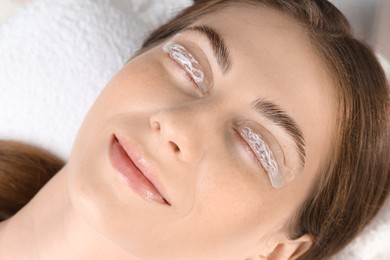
<box><xmin>266</xmin><ymin>234</ymin><xmax>313</xmax><ymax>260</ymax></box>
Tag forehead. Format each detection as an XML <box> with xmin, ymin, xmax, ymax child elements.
<box><xmin>190</xmin><ymin>5</ymin><xmax>336</xmax><ymax>193</ymax></box>
<box><xmin>190</xmin><ymin>5</ymin><xmax>328</xmax><ymax>90</ymax></box>
<box><xmin>193</xmin><ymin>4</ymin><xmax>309</xmax><ymax>65</ymax></box>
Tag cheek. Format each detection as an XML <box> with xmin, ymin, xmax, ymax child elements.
<box><xmin>101</xmin><ymin>66</ymin><xmax>164</xmax><ymax>109</ymax></box>
<box><xmin>95</xmin><ymin>62</ymin><xmax>187</xmax><ymax>117</ymax></box>
<box><xmin>193</xmin><ymin>140</ymin><xmax>301</xmax><ymax>236</ymax></box>
<box><xmin>193</xmin><ymin>162</ymin><xmax>278</xmax><ymax>238</ymax></box>
<box><xmin>170</xmin><ymin>164</ymin><xmax>283</xmax><ymax>258</ymax></box>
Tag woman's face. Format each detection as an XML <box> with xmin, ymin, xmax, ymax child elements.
<box><xmin>67</xmin><ymin>5</ymin><xmax>335</xmax><ymax>259</ymax></box>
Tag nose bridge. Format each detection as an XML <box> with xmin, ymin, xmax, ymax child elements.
<box><xmin>150</xmin><ymin>101</ymin><xmax>218</xmax><ymax>163</ymax></box>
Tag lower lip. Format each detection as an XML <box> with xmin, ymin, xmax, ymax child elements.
<box><xmin>109</xmin><ymin>137</ymin><xmax>167</xmax><ymax>205</ymax></box>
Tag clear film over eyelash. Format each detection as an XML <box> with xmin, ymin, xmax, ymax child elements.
<box><xmin>238</xmin><ymin>123</ymin><xmax>295</xmax><ymax>188</ymax></box>
<box><xmin>163</xmin><ymin>43</ymin><xmax>208</xmax><ymax>94</ymax></box>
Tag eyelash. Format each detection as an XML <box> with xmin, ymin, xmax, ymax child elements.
<box><xmin>164</xmin><ymin>43</ymin><xmax>207</xmax><ymax>96</ymax></box>
<box><xmin>237</xmin><ymin>126</ymin><xmax>280</xmax><ymax>180</ymax></box>
<box><xmin>237</xmin><ymin>129</ymin><xmax>266</xmax><ymax>171</ymax></box>
<box><xmin>173</xmin><ymin>59</ymin><xmax>202</xmax><ymax>91</ymax></box>
<box><xmin>240</xmin><ymin>134</ymin><xmax>262</xmax><ymax>166</ymax></box>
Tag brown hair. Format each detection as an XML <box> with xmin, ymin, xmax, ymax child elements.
<box><xmin>140</xmin><ymin>0</ymin><xmax>389</xmax><ymax>259</ymax></box>
<box><xmin>0</xmin><ymin>1</ymin><xmax>389</xmax><ymax>259</ymax></box>
<box><xmin>0</xmin><ymin>141</ymin><xmax>64</xmax><ymax>221</ymax></box>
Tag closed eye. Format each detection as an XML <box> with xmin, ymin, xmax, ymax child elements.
<box><xmin>238</xmin><ymin>131</ymin><xmax>264</xmax><ymax>168</ymax></box>
<box><xmin>163</xmin><ymin>42</ymin><xmax>211</xmax><ymax>96</ymax></box>
<box><xmin>238</xmin><ymin>126</ymin><xmax>279</xmax><ymax>177</ymax></box>
<box><xmin>236</xmin><ymin>122</ymin><xmax>291</xmax><ymax>189</ymax></box>
<box><xmin>169</xmin><ymin>53</ymin><xmax>203</xmax><ymax>92</ymax></box>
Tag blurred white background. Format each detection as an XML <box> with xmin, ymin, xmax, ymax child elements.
<box><xmin>331</xmin><ymin>0</ymin><xmax>390</xmax><ymax>61</ymax></box>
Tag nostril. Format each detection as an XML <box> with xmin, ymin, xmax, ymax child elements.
<box><xmin>169</xmin><ymin>141</ymin><xmax>180</xmax><ymax>153</ymax></box>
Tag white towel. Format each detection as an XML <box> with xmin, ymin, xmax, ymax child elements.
<box><xmin>0</xmin><ymin>0</ymin><xmax>192</xmax><ymax>158</ymax></box>
<box><xmin>332</xmin><ymin>197</ymin><xmax>390</xmax><ymax>259</ymax></box>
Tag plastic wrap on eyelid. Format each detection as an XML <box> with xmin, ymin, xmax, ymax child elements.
<box><xmin>239</xmin><ymin>124</ymin><xmax>295</xmax><ymax>188</ymax></box>
<box><xmin>162</xmin><ymin>42</ymin><xmax>209</xmax><ymax>94</ymax></box>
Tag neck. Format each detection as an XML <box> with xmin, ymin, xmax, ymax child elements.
<box><xmin>0</xmin><ymin>166</ymin><xmax>138</xmax><ymax>260</ymax></box>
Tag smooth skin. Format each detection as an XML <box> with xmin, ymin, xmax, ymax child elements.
<box><xmin>0</xmin><ymin>5</ymin><xmax>336</xmax><ymax>260</ymax></box>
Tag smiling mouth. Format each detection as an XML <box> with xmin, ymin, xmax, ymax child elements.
<box><xmin>109</xmin><ymin>136</ymin><xmax>170</xmax><ymax>206</ymax></box>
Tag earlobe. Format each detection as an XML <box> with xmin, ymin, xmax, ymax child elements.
<box><xmin>266</xmin><ymin>234</ymin><xmax>313</xmax><ymax>260</ymax></box>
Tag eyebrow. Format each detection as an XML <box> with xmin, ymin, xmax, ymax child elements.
<box><xmin>183</xmin><ymin>25</ymin><xmax>232</xmax><ymax>73</ymax></box>
<box><xmin>252</xmin><ymin>98</ymin><xmax>306</xmax><ymax>168</ymax></box>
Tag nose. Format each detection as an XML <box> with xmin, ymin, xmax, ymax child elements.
<box><xmin>149</xmin><ymin>104</ymin><xmax>212</xmax><ymax>164</ymax></box>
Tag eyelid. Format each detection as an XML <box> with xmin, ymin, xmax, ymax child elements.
<box><xmin>237</xmin><ymin>121</ymin><xmax>295</xmax><ymax>188</ymax></box>
<box><xmin>163</xmin><ymin>36</ymin><xmax>213</xmax><ymax>95</ymax></box>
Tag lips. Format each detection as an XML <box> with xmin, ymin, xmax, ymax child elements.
<box><xmin>109</xmin><ymin>135</ymin><xmax>170</xmax><ymax>206</ymax></box>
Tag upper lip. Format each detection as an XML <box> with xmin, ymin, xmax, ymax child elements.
<box><xmin>115</xmin><ymin>134</ymin><xmax>171</xmax><ymax>206</ymax></box>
